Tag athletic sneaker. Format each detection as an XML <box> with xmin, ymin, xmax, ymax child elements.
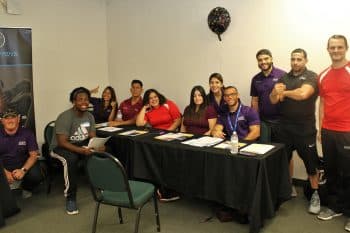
<box><xmin>345</xmin><ymin>218</ymin><xmax>350</xmax><ymax>232</ymax></box>
<box><xmin>157</xmin><ymin>189</ymin><xmax>180</xmax><ymax>202</ymax></box>
<box><xmin>317</xmin><ymin>208</ymin><xmax>342</xmax><ymax>220</ymax></box>
<box><xmin>308</xmin><ymin>190</ymin><xmax>320</xmax><ymax>214</ymax></box>
<box><xmin>291</xmin><ymin>185</ymin><xmax>297</xmax><ymax>198</ymax></box>
<box><xmin>66</xmin><ymin>199</ymin><xmax>79</xmax><ymax>215</ymax></box>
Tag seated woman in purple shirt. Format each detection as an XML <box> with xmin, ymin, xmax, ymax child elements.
<box><xmin>207</xmin><ymin>73</ymin><xmax>226</xmax><ymax>116</ymax></box>
<box><xmin>181</xmin><ymin>85</ymin><xmax>217</xmax><ymax>135</ymax></box>
<box><xmin>90</xmin><ymin>86</ymin><xmax>118</xmax><ymax>123</ymax></box>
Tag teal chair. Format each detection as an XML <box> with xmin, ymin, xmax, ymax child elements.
<box><xmin>86</xmin><ymin>152</ymin><xmax>161</xmax><ymax>233</ymax></box>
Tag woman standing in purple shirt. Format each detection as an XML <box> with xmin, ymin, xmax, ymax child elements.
<box><xmin>181</xmin><ymin>85</ymin><xmax>217</xmax><ymax>135</ymax></box>
<box><xmin>90</xmin><ymin>86</ymin><xmax>118</xmax><ymax>123</ymax></box>
<box><xmin>207</xmin><ymin>73</ymin><xmax>226</xmax><ymax>116</ymax></box>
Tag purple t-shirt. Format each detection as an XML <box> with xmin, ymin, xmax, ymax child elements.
<box><xmin>217</xmin><ymin>103</ymin><xmax>260</xmax><ymax>140</ymax></box>
<box><xmin>250</xmin><ymin>67</ymin><xmax>286</xmax><ymax>120</ymax></box>
<box><xmin>182</xmin><ymin>105</ymin><xmax>217</xmax><ymax>134</ymax></box>
<box><xmin>0</xmin><ymin>127</ymin><xmax>38</xmax><ymax>170</ymax></box>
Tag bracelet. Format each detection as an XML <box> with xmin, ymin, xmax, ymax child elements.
<box><xmin>21</xmin><ymin>167</ymin><xmax>28</xmax><ymax>173</ymax></box>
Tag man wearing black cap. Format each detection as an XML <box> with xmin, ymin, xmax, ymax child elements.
<box><xmin>0</xmin><ymin>109</ymin><xmax>43</xmax><ymax>196</ymax></box>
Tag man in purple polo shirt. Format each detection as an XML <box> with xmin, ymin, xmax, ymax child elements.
<box><xmin>250</xmin><ymin>49</ymin><xmax>286</xmax><ymax>141</ymax></box>
<box><xmin>212</xmin><ymin>86</ymin><xmax>260</xmax><ymax>141</ymax></box>
<box><xmin>109</xmin><ymin>79</ymin><xmax>144</xmax><ymax>126</ymax></box>
<box><xmin>0</xmin><ymin>109</ymin><xmax>43</xmax><ymax>196</ymax></box>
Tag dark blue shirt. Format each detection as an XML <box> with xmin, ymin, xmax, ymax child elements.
<box><xmin>90</xmin><ymin>97</ymin><xmax>115</xmax><ymax>123</ymax></box>
<box><xmin>0</xmin><ymin>127</ymin><xmax>38</xmax><ymax>170</ymax></box>
<box><xmin>250</xmin><ymin>67</ymin><xmax>286</xmax><ymax>120</ymax></box>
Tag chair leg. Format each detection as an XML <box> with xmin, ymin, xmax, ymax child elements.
<box><xmin>92</xmin><ymin>202</ymin><xmax>100</xmax><ymax>233</ymax></box>
<box><xmin>153</xmin><ymin>194</ymin><xmax>161</xmax><ymax>232</ymax></box>
<box><xmin>134</xmin><ymin>207</ymin><xmax>142</xmax><ymax>233</ymax></box>
<box><xmin>117</xmin><ymin>207</ymin><xmax>123</xmax><ymax>224</ymax></box>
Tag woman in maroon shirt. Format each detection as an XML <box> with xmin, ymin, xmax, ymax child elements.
<box><xmin>181</xmin><ymin>85</ymin><xmax>217</xmax><ymax>135</ymax></box>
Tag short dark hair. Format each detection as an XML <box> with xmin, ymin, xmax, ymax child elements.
<box><xmin>143</xmin><ymin>89</ymin><xmax>167</xmax><ymax>106</ymax></box>
<box><xmin>69</xmin><ymin>87</ymin><xmax>90</xmax><ymax>103</ymax></box>
<box><xmin>328</xmin><ymin>34</ymin><xmax>348</xmax><ymax>49</ymax></box>
<box><xmin>131</xmin><ymin>79</ymin><xmax>143</xmax><ymax>87</ymax></box>
<box><xmin>256</xmin><ymin>49</ymin><xmax>272</xmax><ymax>59</ymax></box>
<box><xmin>291</xmin><ymin>48</ymin><xmax>308</xmax><ymax>59</ymax></box>
<box><xmin>224</xmin><ymin>85</ymin><xmax>238</xmax><ymax>92</ymax></box>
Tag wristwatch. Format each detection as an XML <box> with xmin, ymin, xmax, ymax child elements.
<box><xmin>21</xmin><ymin>167</ymin><xmax>28</xmax><ymax>173</ymax></box>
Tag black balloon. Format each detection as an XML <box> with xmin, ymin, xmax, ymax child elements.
<box><xmin>208</xmin><ymin>7</ymin><xmax>231</xmax><ymax>41</ymax></box>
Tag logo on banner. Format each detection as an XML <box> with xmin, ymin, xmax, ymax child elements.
<box><xmin>0</xmin><ymin>32</ymin><xmax>5</xmax><ymax>48</ymax></box>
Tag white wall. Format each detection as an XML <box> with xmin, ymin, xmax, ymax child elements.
<box><xmin>0</xmin><ymin>0</ymin><xmax>110</xmax><ymax>145</ymax></box>
<box><xmin>105</xmin><ymin>0</ymin><xmax>350</xmax><ymax>179</ymax></box>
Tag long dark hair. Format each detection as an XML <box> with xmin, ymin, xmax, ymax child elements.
<box><xmin>100</xmin><ymin>86</ymin><xmax>117</xmax><ymax>112</ymax></box>
<box><xmin>208</xmin><ymin>72</ymin><xmax>224</xmax><ymax>94</ymax></box>
<box><xmin>184</xmin><ymin>85</ymin><xmax>208</xmax><ymax>121</ymax></box>
<box><xmin>143</xmin><ymin>89</ymin><xmax>167</xmax><ymax>106</ymax></box>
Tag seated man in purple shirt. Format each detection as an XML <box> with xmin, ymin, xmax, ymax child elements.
<box><xmin>109</xmin><ymin>79</ymin><xmax>144</xmax><ymax>127</ymax></box>
<box><xmin>212</xmin><ymin>86</ymin><xmax>260</xmax><ymax>141</ymax></box>
<box><xmin>0</xmin><ymin>109</ymin><xmax>43</xmax><ymax>196</ymax></box>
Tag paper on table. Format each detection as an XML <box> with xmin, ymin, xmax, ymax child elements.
<box><xmin>119</xmin><ymin>130</ymin><xmax>148</xmax><ymax>136</ymax></box>
<box><xmin>97</xmin><ymin>127</ymin><xmax>123</xmax><ymax>132</ymax></box>
<box><xmin>181</xmin><ymin>136</ymin><xmax>223</xmax><ymax>147</ymax></box>
<box><xmin>214</xmin><ymin>141</ymin><xmax>247</xmax><ymax>149</ymax></box>
<box><xmin>239</xmin><ymin>143</ymin><xmax>275</xmax><ymax>155</ymax></box>
<box><xmin>95</xmin><ymin>122</ymin><xmax>108</xmax><ymax>128</ymax></box>
<box><xmin>87</xmin><ymin>136</ymin><xmax>111</xmax><ymax>149</ymax></box>
<box><xmin>155</xmin><ymin>132</ymin><xmax>193</xmax><ymax>141</ymax></box>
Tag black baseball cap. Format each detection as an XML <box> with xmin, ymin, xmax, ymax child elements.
<box><xmin>1</xmin><ymin>109</ymin><xmax>19</xmax><ymax>118</ymax></box>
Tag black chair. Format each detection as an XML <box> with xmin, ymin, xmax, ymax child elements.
<box><xmin>41</xmin><ymin>121</ymin><xmax>58</xmax><ymax>194</ymax></box>
<box><xmin>86</xmin><ymin>152</ymin><xmax>161</xmax><ymax>233</ymax></box>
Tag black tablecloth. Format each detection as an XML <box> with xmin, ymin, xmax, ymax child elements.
<box><xmin>98</xmin><ymin>127</ymin><xmax>291</xmax><ymax>233</ymax></box>
<box><xmin>0</xmin><ymin>162</ymin><xmax>20</xmax><ymax>227</ymax></box>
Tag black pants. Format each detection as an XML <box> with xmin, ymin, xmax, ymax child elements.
<box><xmin>51</xmin><ymin>147</ymin><xmax>85</xmax><ymax>200</ymax></box>
<box><xmin>321</xmin><ymin>129</ymin><xmax>350</xmax><ymax>216</ymax></box>
<box><xmin>5</xmin><ymin>162</ymin><xmax>44</xmax><ymax>191</ymax></box>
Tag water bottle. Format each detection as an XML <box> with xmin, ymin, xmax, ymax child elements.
<box><xmin>230</xmin><ymin>131</ymin><xmax>239</xmax><ymax>154</ymax></box>
<box><xmin>116</xmin><ymin>109</ymin><xmax>122</xmax><ymax>120</ymax></box>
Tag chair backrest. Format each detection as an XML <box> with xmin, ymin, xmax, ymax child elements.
<box><xmin>44</xmin><ymin>121</ymin><xmax>55</xmax><ymax>146</ymax></box>
<box><xmin>259</xmin><ymin>121</ymin><xmax>271</xmax><ymax>143</ymax></box>
<box><xmin>86</xmin><ymin>152</ymin><xmax>134</xmax><ymax>204</ymax></box>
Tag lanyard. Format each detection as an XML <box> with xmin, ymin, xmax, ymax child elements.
<box><xmin>227</xmin><ymin>104</ymin><xmax>241</xmax><ymax>133</ymax></box>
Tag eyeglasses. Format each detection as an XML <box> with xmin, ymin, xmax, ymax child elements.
<box><xmin>223</xmin><ymin>92</ymin><xmax>238</xmax><ymax>98</ymax></box>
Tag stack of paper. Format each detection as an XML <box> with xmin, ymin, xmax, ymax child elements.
<box><xmin>97</xmin><ymin>127</ymin><xmax>123</xmax><ymax>132</ymax></box>
<box><xmin>155</xmin><ymin>132</ymin><xmax>193</xmax><ymax>141</ymax></box>
<box><xmin>181</xmin><ymin>136</ymin><xmax>223</xmax><ymax>147</ymax></box>
<box><xmin>214</xmin><ymin>141</ymin><xmax>247</xmax><ymax>149</ymax></box>
<box><xmin>119</xmin><ymin>130</ymin><xmax>148</xmax><ymax>136</ymax></box>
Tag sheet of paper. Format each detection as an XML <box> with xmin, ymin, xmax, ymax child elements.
<box><xmin>119</xmin><ymin>130</ymin><xmax>148</xmax><ymax>136</ymax></box>
<box><xmin>239</xmin><ymin>143</ymin><xmax>275</xmax><ymax>155</ymax></box>
<box><xmin>181</xmin><ymin>136</ymin><xmax>223</xmax><ymax>147</ymax></box>
<box><xmin>97</xmin><ymin>127</ymin><xmax>123</xmax><ymax>132</ymax></box>
<box><xmin>87</xmin><ymin>136</ymin><xmax>111</xmax><ymax>149</ymax></box>
<box><xmin>95</xmin><ymin>122</ymin><xmax>108</xmax><ymax>128</ymax></box>
<box><xmin>155</xmin><ymin>132</ymin><xmax>193</xmax><ymax>141</ymax></box>
<box><xmin>214</xmin><ymin>141</ymin><xmax>247</xmax><ymax>149</ymax></box>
